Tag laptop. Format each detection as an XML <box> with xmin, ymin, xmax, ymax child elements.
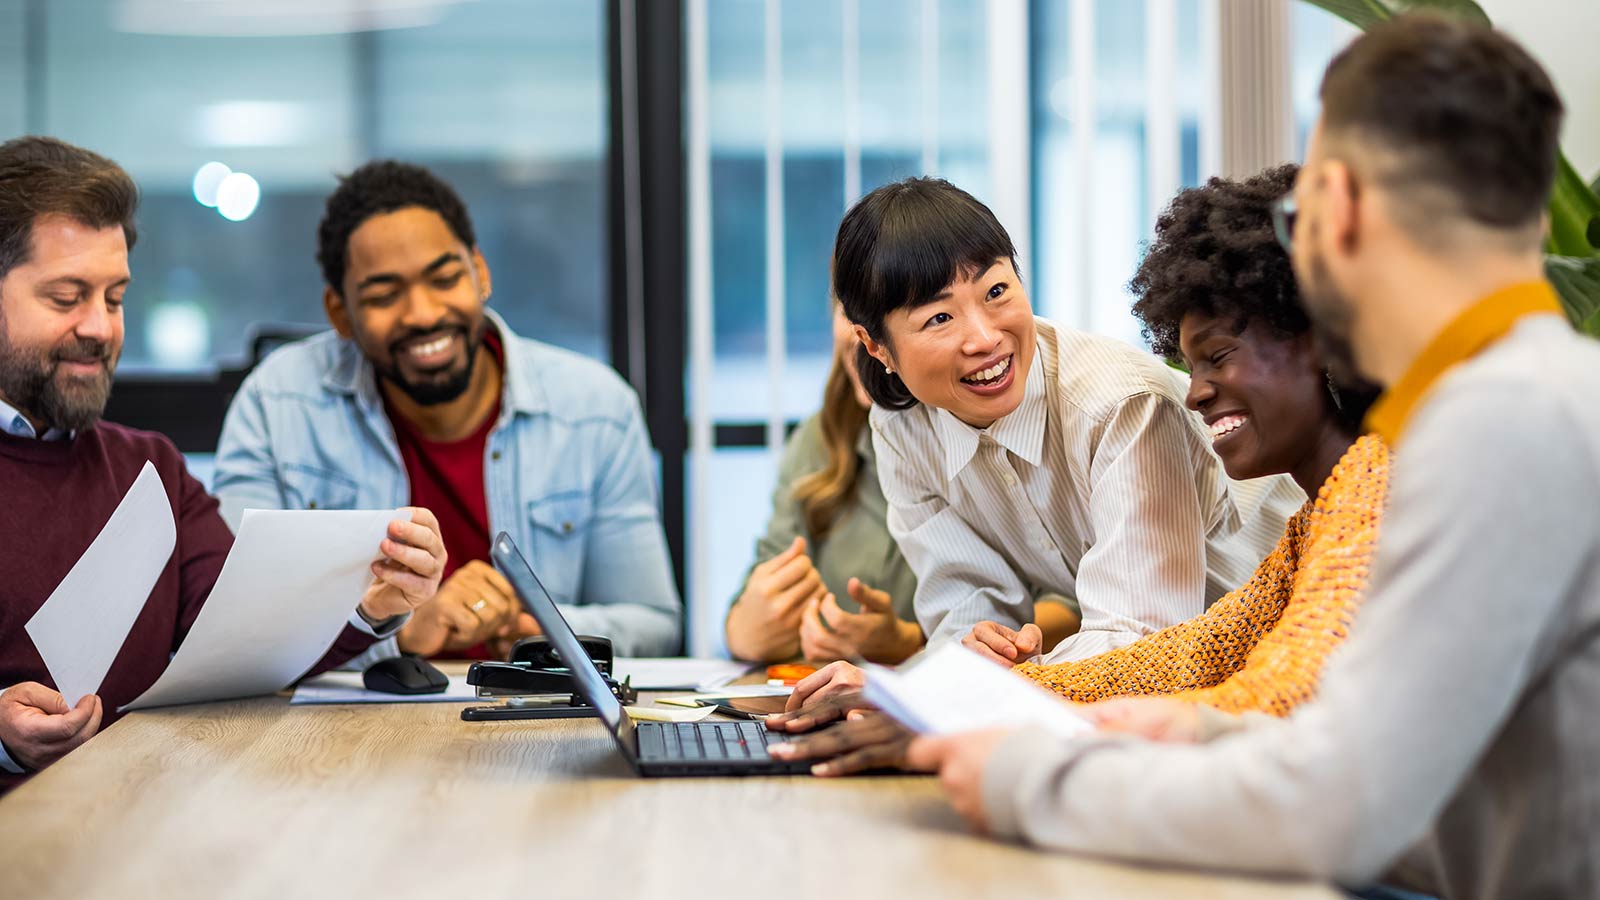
<box><xmin>490</xmin><ymin>533</ymin><xmax>813</xmax><ymax>777</ymax></box>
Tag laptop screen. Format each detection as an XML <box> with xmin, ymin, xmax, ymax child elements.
<box><xmin>490</xmin><ymin>533</ymin><xmax>633</xmax><ymax>748</ymax></box>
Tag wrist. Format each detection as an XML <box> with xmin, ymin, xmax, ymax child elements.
<box><xmin>358</xmin><ymin>600</ymin><xmax>396</xmax><ymax>628</ymax></box>
<box><xmin>0</xmin><ymin>736</ymin><xmax>32</xmax><ymax>773</ymax></box>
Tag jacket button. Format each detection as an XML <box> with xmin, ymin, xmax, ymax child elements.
<box><xmin>308</xmin><ymin>500</ymin><xmax>318</xmax><ymax>509</ymax></box>
<box><xmin>562</xmin><ymin>522</ymin><xmax>573</xmax><ymax>534</ymax></box>
<box><xmin>492</xmin><ymin>451</ymin><xmax>502</xmax><ymax>461</ymax></box>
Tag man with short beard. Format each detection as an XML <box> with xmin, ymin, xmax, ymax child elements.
<box><xmin>0</xmin><ymin>138</ymin><xmax>449</xmax><ymax>791</ymax></box>
<box><xmin>905</xmin><ymin>15</ymin><xmax>1600</xmax><ymax>899</ymax></box>
<box><xmin>214</xmin><ymin>161</ymin><xmax>681</xmax><ymax>660</ymax></box>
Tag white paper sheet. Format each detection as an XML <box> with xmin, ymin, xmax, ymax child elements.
<box><xmin>290</xmin><ymin>671</ymin><xmax>479</xmax><ymax>705</ymax></box>
<box><xmin>123</xmin><ymin>508</ymin><xmax>398</xmax><ymax>711</ymax></box>
<box><xmin>624</xmin><ymin>703</ymin><xmax>719</xmax><ymax>723</ymax></box>
<box><xmin>862</xmin><ymin>643</ymin><xmax>1092</xmax><ymax>740</ymax></box>
<box><xmin>26</xmin><ymin>461</ymin><xmax>175</xmax><ymax>706</ymax></box>
<box><xmin>612</xmin><ymin>657</ymin><xmax>756</xmax><ymax>691</ymax></box>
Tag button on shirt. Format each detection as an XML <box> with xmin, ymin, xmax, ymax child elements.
<box><xmin>871</xmin><ymin>317</ymin><xmax>1303</xmax><ymax>661</ymax></box>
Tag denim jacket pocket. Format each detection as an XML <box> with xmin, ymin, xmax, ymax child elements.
<box><xmin>526</xmin><ymin>492</ymin><xmax>594</xmax><ymax>605</ymax></box>
<box><xmin>278</xmin><ymin>463</ymin><xmax>360</xmax><ymax>510</ymax></box>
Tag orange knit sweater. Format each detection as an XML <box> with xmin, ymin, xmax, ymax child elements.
<box><xmin>1015</xmin><ymin>434</ymin><xmax>1389</xmax><ymax>716</ymax></box>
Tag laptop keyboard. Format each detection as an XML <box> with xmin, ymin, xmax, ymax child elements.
<box><xmin>640</xmin><ymin>720</ymin><xmax>784</xmax><ymax>761</ymax></box>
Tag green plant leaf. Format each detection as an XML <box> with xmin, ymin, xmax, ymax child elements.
<box><xmin>1547</xmin><ymin>152</ymin><xmax>1600</xmax><ymax>257</ymax></box>
<box><xmin>1299</xmin><ymin>0</ymin><xmax>1490</xmax><ymax>30</ymax></box>
<box><xmin>1546</xmin><ymin>255</ymin><xmax>1600</xmax><ymax>337</ymax></box>
<box><xmin>1589</xmin><ymin>168</ymin><xmax>1600</xmax><ymax>248</ymax></box>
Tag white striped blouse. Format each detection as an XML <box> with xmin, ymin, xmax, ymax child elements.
<box><xmin>869</xmin><ymin>316</ymin><xmax>1304</xmax><ymax>662</ymax></box>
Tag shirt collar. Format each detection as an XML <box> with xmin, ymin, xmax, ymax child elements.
<box><xmin>0</xmin><ymin>395</ymin><xmax>69</xmax><ymax>441</ymax></box>
<box><xmin>1365</xmin><ymin>280</ymin><xmax>1564</xmax><ymax>446</ymax></box>
<box><xmin>321</xmin><ymin>308</ymin><xmax>549</xmax><ymax>418</ymax></box>
<box><xmin>933</xmin><ymin>344</ymin><xmax>1047</xmax><ymax>481</ymax></box>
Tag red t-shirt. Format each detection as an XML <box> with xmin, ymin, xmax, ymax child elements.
<box><xmin>385</xmin><ymin>330</ymin><xmax>504</xmax><ymax>660</ymax></box>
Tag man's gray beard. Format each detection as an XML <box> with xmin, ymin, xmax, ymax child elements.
<box><xmin>0</xmin><ymin>329</ymin><xmax>116</xmax><ymax>433</ymax></box>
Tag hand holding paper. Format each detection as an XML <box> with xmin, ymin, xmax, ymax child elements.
<box><xmin>903</xmin><ymin>727</ymin><xmax>1016</xmax><ymax>834</ymax></box>
<box><xmin>125</xmin><ymin>506</ymin><xmax>438</xmax><ymax>711</ymax></box>
<box><xmin>0</xmin><ymin>683</ymin><xmax>103</xmax><ymax>772</ymax></box>
<box><xmin>862</xmin><ymin>645</ymin><xmax>1092</xmax><ymax>834</ymax></box>
<box><xmin>359</xmin><ymin>506</ymin><xmax>449</xmax><ymax>622</ymax></box>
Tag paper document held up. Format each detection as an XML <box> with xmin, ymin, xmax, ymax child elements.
<box><xmin>26</xmin><ymin>461</ymin><xmax>175</xmax><ymax>706</ymax></box>
<box><xmin>863</xmin><ymin>643</ymin><xmax>1092</xmax><ymax>740</ymax></box>
<box><xmin>123</xmin><ymin>508</ymin><xmax>397</xmax><ymax>711</ymax></box>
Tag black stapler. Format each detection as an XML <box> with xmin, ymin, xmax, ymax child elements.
<box><xmin>460</xmin><ymin>635</ymin><xmax>637</xmax><ymax>721</ymax></box>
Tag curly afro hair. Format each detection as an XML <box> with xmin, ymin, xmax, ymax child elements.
<box><xmin>1130</xmin><ymin>163</ymin><xmax>1302</xmax><ymax>362</ymax></box>
<box><xmin>317</xmin><ymin>160</ymin><xmax>476</xmax><ymax>296</ymax></box>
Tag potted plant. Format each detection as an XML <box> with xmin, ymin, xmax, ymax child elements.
<box><xmin>1302</xmin><ymin>0</ymin><xmax>1600</xmax><ymax>335</ymax></box>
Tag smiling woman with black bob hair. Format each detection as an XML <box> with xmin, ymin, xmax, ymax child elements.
<box><xmin>825</xmin><ymin>176</ymin><xmax>1305</xmax><ymax>667</ymax></box>
<box><xmin>768</xmin><ymin>166</ymin><xmax>1394</xmax><ymax>778</ymax></box>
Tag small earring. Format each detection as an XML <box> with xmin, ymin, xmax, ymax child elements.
<box><xmin>885</xmin><ymin>365</ymin><xmax>893</xmax><ymax>375</ymax></box>
<box><xmin>1325</xmin><ymin>370</ymin><xmax>1344</xmax><ymax>411</ymax></box>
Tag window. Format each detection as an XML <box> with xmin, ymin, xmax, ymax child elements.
<box><xmin>1031</xmin><ymin>0</ymin><xmax>1212</xmax><ymax>348</ymax></box>
<box><xmin>9</xmin><ymin>0</ymin><xmax>608</xmax><ymax>370</ymax></box>
<box><xmin>687</xmin><ymin>0</ymin><xmax>993</xmax><ymax>654</ymax></box>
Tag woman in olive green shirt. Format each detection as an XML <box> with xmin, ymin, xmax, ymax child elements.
<box><xmin>726</xmin><ymin>304</ymin><xmax>1076</xmax><ymax>664</ymax></box>
<box><xmin>726</xmin><ymin>304</ymin><xmax>923</xmax><ymax>664</ymax></box>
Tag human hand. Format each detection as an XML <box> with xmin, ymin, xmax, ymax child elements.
<box><xmin>764</xmin><ymin>685</ymin><xmax>874</xmax><ymax>735</ymax></box>
<box><xmin>0</xmin><ymin>683</ymin><xmax>103</xmax><ymax>772</ymax></box>
<box><xmin>776</xmin><ymin>659</ymin><xmax>866</xmax><ymax>716</ymax></box>
<box><xmin>960</xmin><ymin>620</ymin><xmax>1043</xmax><ymax>667</ymax></box>
<box><xmin>1079</xmin><ymin>696</ymin><xmax>1203</xmax><ymax>743</ymax></box>
<box><xmin>486</xmin><ymin>613</ymin><xmax>542</xmax><ymax>661</ymax></box>
<box><xmin>398</xmin><ymin>559</ymin><xmax>521</xmax><ymax>656</ymax></box>
<box><xmin>359</xmin><ymin>507</ymin><xmax>447</xmax><ymax>622</ymax></box>
<box><xmin>904</xmin><ymin>728</ymin><xmax>1017</xmax><ymax>833</ymax></box>
<box><xmin>798</xmin><ymin>578</ymin><xmax>922</xmax><ymax>664</ymax></box>
<box><xmin>725</xmin><ymin>538</ymin><xmax>827</xmax><ymax>661</ymax></box>
<box><xmin>768</xmin><ymin>709</ymin><xmax>915</xmax><ymax>775</ymax></box>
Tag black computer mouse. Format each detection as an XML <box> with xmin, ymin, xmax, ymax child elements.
<box><xmin>363</xmin><ymin>655</ymin><xmax>449</xmax><ymax>695</ymax></box>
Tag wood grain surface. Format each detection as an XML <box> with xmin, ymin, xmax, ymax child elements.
<box><xmin>0</xmin><ymin>666</ymin><xmax>1339</xmax><ymax>900</ymax></box>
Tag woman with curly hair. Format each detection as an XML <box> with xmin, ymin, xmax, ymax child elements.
<box><xmin>1010</xmin><ymin>162</ymin><xmax>1387</xmax><ymax>720</ymax></box>
<box><xmin>767</xmin><ymin>164</ymin><xmax>1392</xmax><ymax>773</ymax></box>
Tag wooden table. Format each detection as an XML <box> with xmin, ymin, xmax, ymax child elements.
<box><xmin>0</xmin><ymin>667</ymin><xmax>1339</xmax><ymax>900</ymax></box>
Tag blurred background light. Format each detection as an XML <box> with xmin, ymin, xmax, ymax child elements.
<box><xmin>147</xmin><ymin>301</ymin><xmax>212</xmax><ymax>367</ymax></box>
<box><xmin>215</xmin><ymin>171</ymin><xmax>261</xmax><ymax>221</ymax></box>
<box><xmin>191</xmin><ymin>161</ymin><xmax>231</xmax><ymax>207</ymax></box>
<box><xmin>192</xmin><ymin>101</ymin><xmax>312</xmax><ymax>148</ymax></box>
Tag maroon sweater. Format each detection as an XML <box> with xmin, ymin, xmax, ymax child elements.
<box><xmin>0</xmin><ymin>421</ymin><xmax>380</xmax><ymax>791</ymax></box>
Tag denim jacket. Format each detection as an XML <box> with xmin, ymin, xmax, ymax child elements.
<box><xmin>212</xmin><ymin>310</ymin><xmax>682</xmax><ymax>656</ymax></box>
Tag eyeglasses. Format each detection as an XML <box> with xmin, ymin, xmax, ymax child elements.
<box><xmin>1271</xmin><ymin>193</ymin><xmax>1298</xmax><ymax>253</ymax></box>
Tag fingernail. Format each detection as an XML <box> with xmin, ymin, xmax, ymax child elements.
<box><xmin>812</xmin><ymin>763</ymin><xmax>832</xmax><ymax>775</ymax></box>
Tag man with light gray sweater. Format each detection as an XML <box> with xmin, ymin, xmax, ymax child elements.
<box><xmin>906</xmin><ymin>15</ymin><xmax>1600</xmax><ymax>900</ymax></box>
